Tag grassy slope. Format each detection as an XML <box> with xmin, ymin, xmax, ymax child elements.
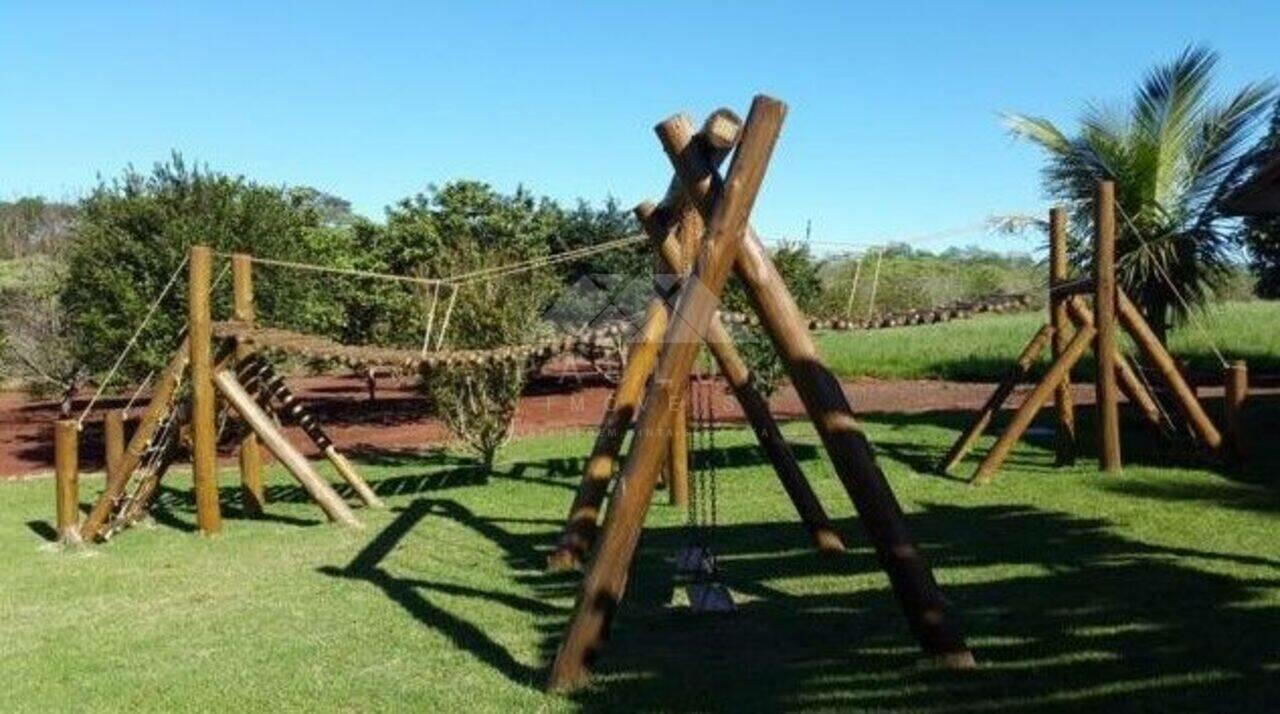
<box><xmin>817</xmin><ymin>300</ymin><xmax>1280</xmax><ymax>381</ymax></box>
<box><xmin>2</xmin><ymin>405</ymin><xmax>1277</xmax><ymax>712</ymax></box>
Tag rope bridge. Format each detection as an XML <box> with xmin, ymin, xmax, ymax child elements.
<box><xmin>210</xmin><ymin>291</ymin><xmax>1035</xmax><ymax>373</ymax></box>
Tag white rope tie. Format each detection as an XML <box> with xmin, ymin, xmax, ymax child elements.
<box><xmin>434</xmin><ymin>284</ymin><xmax>459</xmax><ymax>351</ymax></box>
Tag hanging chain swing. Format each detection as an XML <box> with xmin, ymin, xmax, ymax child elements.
<box><xmin>674</xmin><ymin>351</ymin><xmax>735</xmax><ymax>613</ymax></box>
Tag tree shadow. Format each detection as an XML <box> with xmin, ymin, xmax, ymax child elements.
<box><xmin>308</xmin><ymin>451</ymin><xmax>1279</xmax><ymax>712</ymax></box>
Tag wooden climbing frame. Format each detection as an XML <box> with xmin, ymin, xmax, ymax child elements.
<box><xmin>944</xmin><ymin>180</ymin><xmax>1245</xmax><ymax>484</ymax></box>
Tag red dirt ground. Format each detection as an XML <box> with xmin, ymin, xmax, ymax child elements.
<box><xmin>2</xmin><ymin>355</ymin><xmax>1240</xmax><ymax>479</ymax></box>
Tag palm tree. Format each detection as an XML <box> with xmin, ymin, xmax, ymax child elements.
<box><xmin>1005</xmin><ymin>46</ymin><xmax>1275</xmax><ymax>342</ymax></box>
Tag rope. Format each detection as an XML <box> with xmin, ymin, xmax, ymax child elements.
<box><xmin>434</xmin><ymin>284</ymin><xmax>459</xmax><ymax>351</ymax></box>
<box><xmin>1111</xmin><ymin>201</ymin><xmax>1228</xmax><ymax>368</ymax></box>
<box><xmin>231</xmin><ymin>254</ymin><xmax>449</xmax><ymax>287</ymax></box>
<box><xmin>225</xmin><ymin>233</ymin><xmax>645</xmax><ymax>290</ymax></box>
<box><xmin>76</xmin><ymin>255</ymin><xmax>190</xmax><ymax>427</ymax></box>
<box><xmin>864</xmin><ymin>247</ymin><xmax>885</xmax><ymax>320</ymax></box>
<box><xmin>843</xmin><ymin>257</ymin><xmax>862</xmax><ymax>319</ymax></box>
<box><xmin>446</xmin><ymin>234</ymin><xmax>646</xmax><ymax>286</ymax></box>
<box><xmin>420</xmin><ymin>283</ymin><xmax>441</xmax><ymax>357</ymax></box>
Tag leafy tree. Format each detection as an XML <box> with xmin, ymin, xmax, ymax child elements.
<box><xmin>1240</xmin><ymin>100</ymin><xmax>1280</xmax><ymax>297</ymax></box>
<box><xmin>385</xmin><ymin>181</ymin><xmax>563</xmax><ymax>468</ymax></box>
<box><xmin>62</xmin><ymin>153</ymin><xmax>351</xmax><ymax>381</ymax></box>
<box><xmin>0</xmin><ymin>258</ymin><xmax>83</xmax><ymax>412</ymax></box>
<box><xmin>1005</xmin><ymin>46</ymin><xmax>1275</xmax><ymax>342</ymax></box>
<box><xmin>0</xmin><ymin>197</ymin><xmax>76</xmax><ymax>258</ymax></box>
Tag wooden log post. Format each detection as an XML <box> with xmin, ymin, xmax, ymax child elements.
<box><xmin>189</xmin><ymin>245</ymin><xmax>222</xmax><ymax>534</ymax></box>
<box><xmin>232</xmin><ymin>253</ymin><xmax>265</xmax><ymax>516</ymax></box>
<box><xmin>548</xmin><ymin>300</ymin><xmax>668</xmax><ymax>571</ymax></box>
<box><xmin>972</xmin><ymin>324</ymin><xmax>1098</xmax><ymax>485</ymax></box>
<box><xmin>639</xmin><ymin>201</ymin><xmax>844</xmax><ymax>553</ymax></box>
<box><xmin>54</xmin><ymin>419</ymin><xmax>82</xmax><ymax>545</ymax></box>
<box><xmin>665</xmin><ymin>208</ymin><xmax>700</xmax><ymax>508</ymax></box>
<box><xmin>238</xmin><ymin>357</ymin><xmax>384</xmax><ymax>508</ymax></box>
<box><xmin>655</xmin><ymin>111</ymin><xmax>972</xmax><ymax>668</ymax></box>
<box><xmin>1224</xmin><ymin>360</ymin><xmax>1248</xmax><ymax>465</ymax></box>
<box><xmin>940</xmin><ymin>324</ymin><xmax>1053</xmax><ymax>473</ymax></box>
<box><xmin>1094</xmin><ymin>182</ymin><xmax>1122</xmax><ymax>473</ymax></box>
<box><xmin>80</xmin><ymin>341</ymin><xmax>190</xmax><ymax>541</ymax></box>
<box><xmin>213</xmin><ymin>369</ymin><xmax>361</xmax><ymax>528</ymax></box>
<box><xmin>548</xmin><ymin>113</ymin><xmax>743</xmax><ymax>571</ymax></box>
<box><xmin>1064</xmin><ymin>298</ymin><xmax>1165</xmax><ymax>431</ymax></box>
<box><xmin>1116</xmin><ymin>291</ymin><xmax>1223</xmax><ymax>450</ymax></box>
<box><xmin>104</xmin><ymin>409</ymin><xmax>126</xmax><ymax>482</ymax></box>
<box><xmin>548</xmin><ymin>96</ymin><xmax>787</xmax><ymax>691</ymax></box>
<box><xmin>1049</xmin><ymin>207</ymin><xmax>1076</xmax><ymax>465</ymax></box>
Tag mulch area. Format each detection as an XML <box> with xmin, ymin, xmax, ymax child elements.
<box><xmin>0</xmin><ymin>355</ymin><xmax>1173</xmax><ymax>479</ymax></box>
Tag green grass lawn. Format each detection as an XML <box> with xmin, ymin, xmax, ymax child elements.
<box><xmin>3</xmin><ymin>401</ymin><xmax>1278</xmax><ymax>712</ymax></box>
<box><xmin>817</xmin><ymin>300</ymin><xmax>1280</xmax><ymax>381</ymax></box>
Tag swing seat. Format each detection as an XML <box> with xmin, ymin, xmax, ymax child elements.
<box><xmin>686</xmin><ymin>581</ymin><xmax>735</xmax><ymax>613</ymax></box>
<box><xmin>674</xmin><ymin>545</ymin><xmax>716</xmax><ymax>575</ymax></box>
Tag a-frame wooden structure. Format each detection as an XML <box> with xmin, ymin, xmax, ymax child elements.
<box><xmin>545</xmin><ymin>95</ymin><xmax>975</xmax><ymax>692</ymax></box>
<box><xmin>940</xmin><ymin>182</ymin><xmax>1243</xmax><ymax>484</ymax></box>
<box><xmin>76</xmin><ymin>248</ymin><xmax>382</xmax><ymax>542</ymax></box>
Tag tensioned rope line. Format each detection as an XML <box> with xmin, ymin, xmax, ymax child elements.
<box><xmin>76</xmin><ymin>255</ymin><xmax>190</xmax><ymax>427</ymax></box>
<box><xmin>85</xmin><ymin>261</ymin><xmax>231</xmax><ymax>425</ymax></box>
<box><xmin>1111</xmin><ymin>200</ymin><xmax>1228</xmax><ymax>369</ymax></box>
<box><xmin>220</xmin><ymin>233</ymin><xmax>647</xmax><ymax>289</ymax></box>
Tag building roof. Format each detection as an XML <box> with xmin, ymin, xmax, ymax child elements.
<box><xmin>1223</xmin><ymin>151</ymin><xmax>1280</xmax><ymax>217</ymax></box>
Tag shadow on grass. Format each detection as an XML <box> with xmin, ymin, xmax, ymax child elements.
<box><xmin>313</xmin><ymin>477</ymin><xmax>1279</xmax><ymax>711</ymax></box>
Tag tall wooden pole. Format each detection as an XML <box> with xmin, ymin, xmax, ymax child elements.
<box><xmin>549</xmin><ymin>96</ymin><xmax>787</xmax><ymax>691</ymax></box>
<box><xmin>54</xmin><ymin>419</ymin><xmax>82</xmax><ymax>545</ymax></box>
<box><xmin>104</xmin><ymin>409</ymin><xmax>126</xmax><ymax>482</ymax></box>
<box><xmin>1049</xmin><ymin>207</ymin><xmax>1076</xmax><ymax>465</ymax></box>
<box><xmin>189</xmin><ymin>245</ymin><xmax>222</xmax><ymax>534</ymax></box>
<box><xmin>655</xmin><ymin>111</ymin><xmax>972</xmax><ymax>668</ymax></box>
<box><xmin>1094</xmin><ymin>182</ymin><xmax>1122</xmax><ymax>473</ymax></box>
<box><xmin>232</xmin><ymin>253</ymin><xmax>265</xmax><ymax>516</ymax></box>
<box><xmin>1224</xmin><ymin>360</ymin><xmax>1247</xmax><ymax>465</ymax></box>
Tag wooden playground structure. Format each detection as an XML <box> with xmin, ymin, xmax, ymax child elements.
<box><xmin>45</xmin><ymin>92</ymin><xmax>1257</xmax><ymax>694</ymax></box>
<box><xmin>939</xmin><ymin>181</ymin><xmax>1249</xmax><ymax>484</ymax></box>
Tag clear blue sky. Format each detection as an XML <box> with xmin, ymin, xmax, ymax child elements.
<box><xmin>1</xmin><ymin>2</ymin><xmax>1275</xmax><ymax>254</ymax></box>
